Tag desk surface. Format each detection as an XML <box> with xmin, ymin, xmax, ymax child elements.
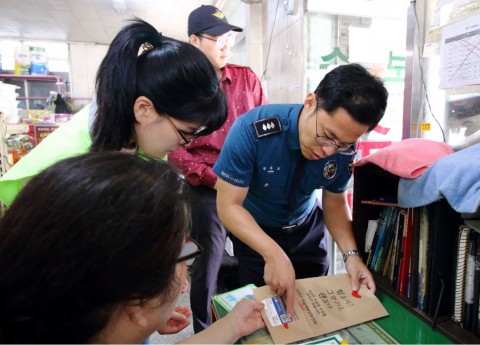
<box><xmin>211</xmin><ymin>296</ymin><xmax>399</xmax><ymax>344</ymax></box>
<box><xmin>375</xmin><ymin>291</ymin><xmax>452</xmax><ymax>344</ymax></box>
<box><xmin>212</xmin><ymin>288</ymin><xmax>457</xmax><ymax>344</ymax></box>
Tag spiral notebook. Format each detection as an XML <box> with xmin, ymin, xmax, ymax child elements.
<box><xmin>452</xmin><ymin>225</ymin><xmax>471</xmax><ymax>324</ymax></box>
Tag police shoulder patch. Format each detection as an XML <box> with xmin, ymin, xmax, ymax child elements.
<box><xmin>252</xmin><ymin>116</ymin><xmax>282</xmax><ymax>138</ymax></box>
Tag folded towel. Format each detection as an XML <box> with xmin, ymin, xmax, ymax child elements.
<box><xmin>398</xmin><ymin>143</ymin><xmax>480</xmax><ymax>213</ymax></box>
<box><xmin>355</xmin><ymin>138</ymin><xmax>453</xmax><ymax>178</ymax></box>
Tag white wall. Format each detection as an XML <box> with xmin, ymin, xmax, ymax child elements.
<box><xmin>69</xmin><ymin>43</ymin><xmax>108</xmax><ymax>110</ymax></box>
<box><xmin>262</xmin><ymin>0</ymin><xmax>305</xmax><ymax>103</ymax></box>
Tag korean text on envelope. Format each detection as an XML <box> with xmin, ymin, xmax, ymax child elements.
<box><xmin>253</xmin><ymin>273</ymin><xmax>389</xmax><ymax>344</ymax></box>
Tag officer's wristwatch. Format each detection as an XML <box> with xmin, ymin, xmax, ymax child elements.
<box><xmin>342</xmin><ymin>249</ymin><xmax>361</xmax><ymax>263</ymax></box>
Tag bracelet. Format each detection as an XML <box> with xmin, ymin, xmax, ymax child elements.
<box><xmin>342</xmin><ymin>249</ymin><xmax>361</xmax><ymax>263</ymax></box>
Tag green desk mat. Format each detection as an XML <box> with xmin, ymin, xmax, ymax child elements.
<box><xmin>375</xmin><ymin>290</ymin><xmax>452</xmax><ymax>344</ymax></box>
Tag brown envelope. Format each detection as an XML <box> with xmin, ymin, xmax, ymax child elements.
<box><xmin>253</xmin><ymin>273</ymin><xmax>389</xmax><ymax>344</ymax></box>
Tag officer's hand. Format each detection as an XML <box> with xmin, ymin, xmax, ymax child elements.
<box><xmin>345</xmin><ymin>255</ymin><xmax>376</xmax><ymax>293</ymax></box>
<box><xmin>263</xmin><ymin>248</ymin><xmax>296</xmax><ymax>317</ymax></box>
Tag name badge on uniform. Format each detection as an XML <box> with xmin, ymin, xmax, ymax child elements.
<box><xmin>253</xmin><ymin>116</ymin><xmax>282</xmax><ymax>138</ymax></box>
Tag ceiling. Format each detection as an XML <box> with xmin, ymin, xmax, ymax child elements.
<box><xmin>0</xmin><ymin>0</ymin><xmax>234</xmax><ymax>45</ymax></box>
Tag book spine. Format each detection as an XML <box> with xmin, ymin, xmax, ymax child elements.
<box><xmin>382</xmin><ymin>239</ymin><xmax>394</xmax><ymax>277</ymax></box>
<box><xmin>366</xmin><ymin>207</ymin><xmax>388</xmax><ymax>268</ymax></box>
<box><xmin>472</xmin><ymin>233</ymin><xmax>480</xmax><ymax>334</ymax></box>
<box><xmin>370</xmin><ymin>207</ymin><xmax>392</xmax><ymax>271</ymax></box>
<box><xmin>473</xmin><ymin>233</ymin><xmax>480</xmax><ymax>335</ymax></box>
<box><xmin>391</xmin><ymin>209</ymin><xmax>406</xmax><ymax>289</ymax></box>
<box><xmin>380</xmin><ymin>207</ymin><xmax>400</xmax><ymax>275</ymax></box>
<box><xmin>398</xmin><ymin>208</ymin><xmax>413</xmax><ymax>297</ymax></box>
<box><xmin>464</xmin><ymin>231</ymin><xmax>477</xmax><ymax>331</ymax></box>
<box><xmin>417</xmin><ymin>207</ymin><xmax>429</xmax><ymax>311</ymax></box>
<box><xmin>386</xmin><ymin>218</ymin><xmax>398</xmax><ymax>279</ymax></box>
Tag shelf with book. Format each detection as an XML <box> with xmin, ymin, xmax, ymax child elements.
<box><xmin>352</xmin><ymin>163</ymin><xmax>480</xmax><ymax>344</ymax></box>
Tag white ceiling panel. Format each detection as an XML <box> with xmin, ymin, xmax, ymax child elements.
<box><xmin>0</xmin><ymin>0</ymin><xmax>217</xmax><ymax>44</ymax></box>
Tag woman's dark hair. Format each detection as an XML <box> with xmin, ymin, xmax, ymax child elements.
<box><xmin>315</xmin><ymin>63</ymin><xmax>388</xmax><ymax>131</ymax></box>
<box><xmin>91</xmin><ymin>17</ymin><xmax>227</xmax><ymax>151</ymax></box>
<box><xmin>0</xmin><ymin>152</ymin><xmax>189</xmax><ymax>343</ymax></box>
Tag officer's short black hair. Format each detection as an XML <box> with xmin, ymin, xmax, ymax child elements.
<box><xmin>314</xmin><ymin>63</ymin><xmax>388</xmax><ymax>132</ymax></box>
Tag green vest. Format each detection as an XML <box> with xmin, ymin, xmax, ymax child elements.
<box><xmin>0</xmin><ymin>104</ymin><xmax>92</xmax><ymax>206</ymax></box>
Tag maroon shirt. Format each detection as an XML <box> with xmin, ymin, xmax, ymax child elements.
<box><xmin>168</xmin><ymin>63</ymin><xmax>267</xmax><ymax>188</ymax></box>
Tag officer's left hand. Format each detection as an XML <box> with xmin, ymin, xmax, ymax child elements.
<box><xmin>345</xmin><ymin>255</ymin><xmax>376</xmax><ymax>293</ymax></box>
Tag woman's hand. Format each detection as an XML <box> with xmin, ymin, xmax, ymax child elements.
<box><xmin>158</xmin><ymin>306</ymin><xmax>192</xmax><ymax>335</ymax></box>
<box><xmin>225</xmin><ymin>299</ymin><xmax>265</xmax><ymax>339</ymax></box>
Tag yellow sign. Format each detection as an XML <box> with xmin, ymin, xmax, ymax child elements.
<box><xmin>421</xmin><ymin>122</ymin><xmax>431</xmax><ymax>131</ymax></box>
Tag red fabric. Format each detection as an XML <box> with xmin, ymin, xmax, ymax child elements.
<box><xmin>355</xmin><ymin>138</ymin><xmax>454</xmax><ymax>178</ymax></box>
<box><xmin>373</xmin><ymin>124</ymin><xmax>390</xmax><ymax>135</ymax></box>
<box><xmin>168</xmin><ymin>64</ymin><xmax>267</xmax><ymax>188</ymax></box>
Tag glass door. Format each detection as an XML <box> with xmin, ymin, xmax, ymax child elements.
<box><xmin>304</xmin><ymin>0</ymin><xmax>409</xmax><ymax>273</ymax></box>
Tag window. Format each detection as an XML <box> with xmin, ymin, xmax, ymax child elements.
<box><xmin>304</xmin><ymin>0</ymin><xmax>409</xmax><ymax>274</ymax></box>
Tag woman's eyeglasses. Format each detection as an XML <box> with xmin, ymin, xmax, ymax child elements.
<box><xmin>176</xmin><ymin>236</ymin><xmax>203</xmax><ymax>267</ymax></box>
<box><xmin>165</xmin><ymin>115</ymin><xmax>207</xmax><ymax>146</ymax></box>
<box><xmin>197</xmin><ymin>34</ymin><xmax>235</xmax><ymax>49</ymax></box>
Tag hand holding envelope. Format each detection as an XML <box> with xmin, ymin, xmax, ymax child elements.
<box><xmin>253</xmin><ymin>273</ymin><xmax>389</xmax><ymax>344</ymax></box>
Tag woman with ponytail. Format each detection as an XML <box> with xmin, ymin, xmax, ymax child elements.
<box><xmin>0</xmin><ymin>18</ymin><xmax>228</xmax><ymax>206</ymax></box>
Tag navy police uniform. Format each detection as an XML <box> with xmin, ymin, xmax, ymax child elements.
<box><xmin>213</xmin><ymin>104</ymin><xmax>354</xmax><ymax>286</ymax></box>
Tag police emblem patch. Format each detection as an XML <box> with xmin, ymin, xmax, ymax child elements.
<box><xmin>323</xmin><ymin>160</ymin><xmax>337</xmax><ymax>179</ymax></box>
<box><xmin>252</xmin><ymin>116</ymin><xmax>282</xmax><ymax>138</ymax></box>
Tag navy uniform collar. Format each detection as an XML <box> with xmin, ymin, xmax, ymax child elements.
<box><xmin>285</xmin><ymin>104</ymin><xmax>304</xmax><ymax>151</ymax></box>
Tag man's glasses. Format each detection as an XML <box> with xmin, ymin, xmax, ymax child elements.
<box><xmin>197</xmin><ymin>34</ymin><xmax>235</xmax><ymax>49</ymax></box>
<box><xmin>177</xmin><ymin>236</ymin><xmax>203</xmax><ymax>267</ymax></box>
<box><xmin>314</xmin><ymin>108</ymin><xmax>357</xmax><ymax>156</ymax></box>
<box><xmin>165</xmin><ymin>115</ymin><xmax>207</xmax><ymax>146</ymax></box>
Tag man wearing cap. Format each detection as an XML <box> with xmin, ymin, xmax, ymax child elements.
<box><xmin>168</xmin><ymin>5</ymin><xmax>267</xmax><ymax>333</ymax></box>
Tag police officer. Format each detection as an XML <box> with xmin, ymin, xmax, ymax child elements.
<box><xmin>213</xmin><ymin>64</ymin><xmax>388</xmax><ymax>316</ymax></box>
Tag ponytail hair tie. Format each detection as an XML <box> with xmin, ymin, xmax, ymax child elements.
<box><xmin>141</xmin><ymin>42</ymin><xmax>154</xmax><ymax>54</ymax></box>
<box><xmin>141</xmin><ymin>32</ymin><xmax>162</xmax><ymax>55</ymax></box>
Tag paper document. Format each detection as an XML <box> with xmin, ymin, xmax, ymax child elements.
<box><xmin>213</xmin><ymin>283</ymin><xmax>256</xmax><ymax>312</ymax></box>
<box><xmin>254</xmin><ymin>273</ymin><xmax>388</xmax><ymax>344</ymax></box>
<box><xmin>440</xmin><ymin>14</ymin><xmax>480</xmax><ymax>88</ymax></box>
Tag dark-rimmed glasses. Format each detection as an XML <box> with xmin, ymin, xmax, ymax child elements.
<box><xmin>314</xmin><ymin>108</ymin><xmax>357</xmax><ymax>156</ymax></box>
<box><xmin>197</xmin><ymin>34</ymin><xmax>235</xmax><ymax>49</ymax></box>
<box><xmin>165</xmin><ymin>115</ymin><xmax>207</xmax><ymax>146</ymax></box>
<box><xmin>176</xmin><ymin>236</ymin><xmax>203</xmax><ymax>267</ymax></box>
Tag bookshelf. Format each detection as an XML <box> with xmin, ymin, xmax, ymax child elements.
<box><xmin>352</xmin><ymin>163</ymin><xmax>480</xmax><ymax>344</ymax></box>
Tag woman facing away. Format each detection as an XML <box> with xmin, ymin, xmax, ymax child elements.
<box><xmin>0</xmin><ymin>152</ymin><xmax>264</xmax><ymax>344</ymax></box>
<box><xmin>0</xmin><ymin>17</ymin><xmax>227</xmax><ymax>206</ymax></box>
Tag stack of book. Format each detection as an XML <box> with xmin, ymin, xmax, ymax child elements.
<box><xmin>452</xmin><ymin>220</ymin><xmax>480</xmax><ymax>335</ymax></box>
<box><xmin>364</xmin><ymin>204</ymin><xmax>413</xmax><ymax>298</ymax></box>
<box><xmin>364</xmin><ymin>199</ymin><xmax>467</xmax><ymax>323</ymax></box>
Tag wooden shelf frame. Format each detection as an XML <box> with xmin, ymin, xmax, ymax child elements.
<box><xmin>0</xmin><ymin>74</ymin><xmax>64</xmax><ymax>112</ymax></box>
